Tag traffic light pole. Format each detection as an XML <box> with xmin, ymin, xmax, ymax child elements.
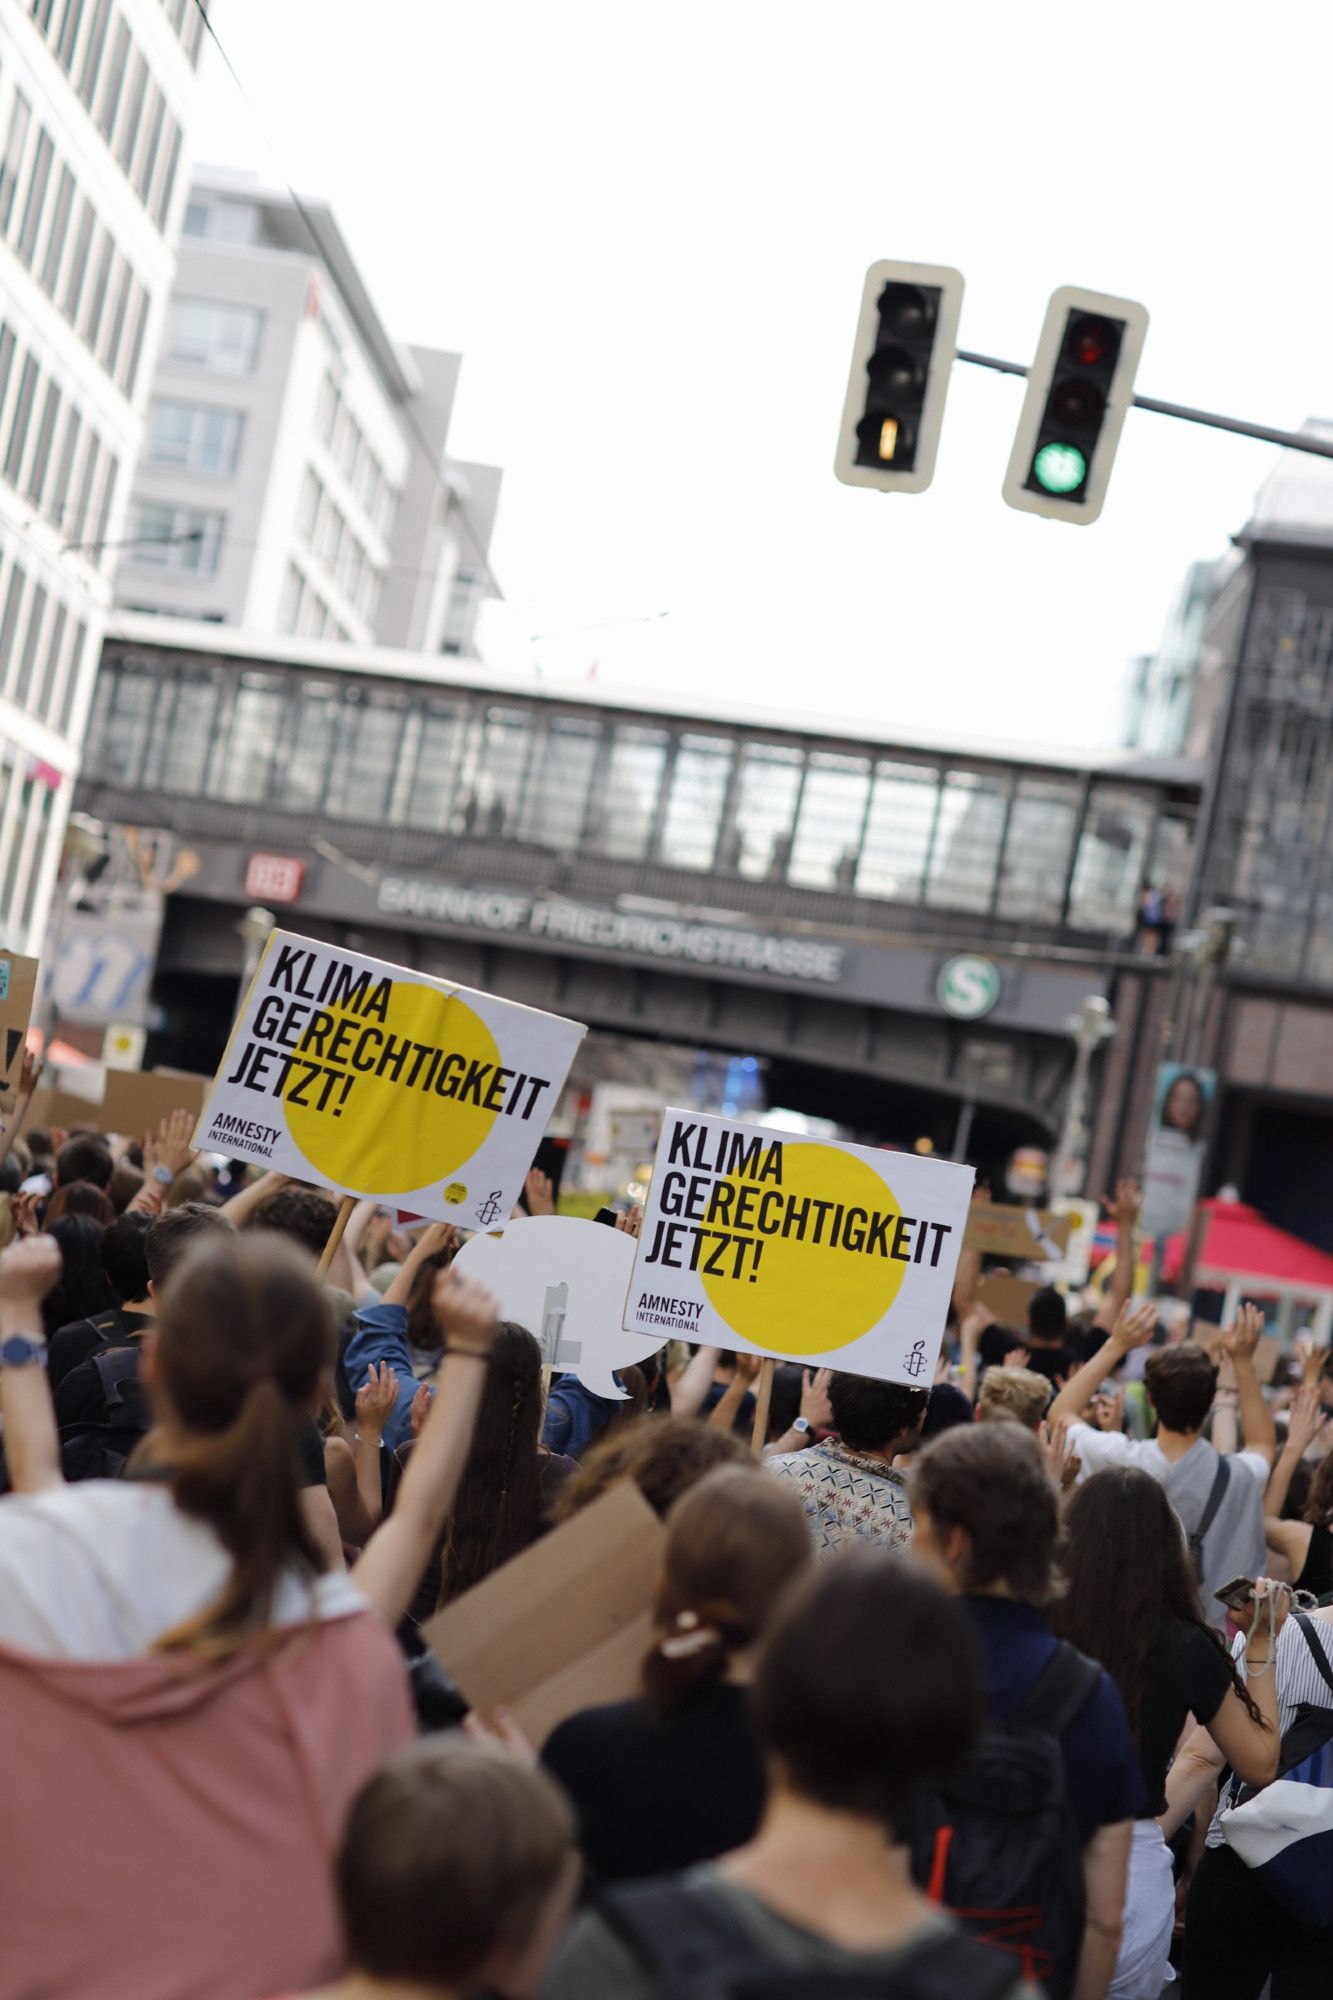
<box><xmin>957</xmin><ymin>350</ymin><xmax>1333</xmax><ymax>462</ymax></box>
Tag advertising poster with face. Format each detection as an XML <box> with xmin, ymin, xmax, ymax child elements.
<box><xmin>1140</xmin><ymin>1063</ymin><xmax>1215</xmax><ymax>1237</ymax></box>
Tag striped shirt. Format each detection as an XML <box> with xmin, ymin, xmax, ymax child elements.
<box><xmin>1206</xmin><ymin>1610</ymin><xmax>1333</xmax><ymax>1846</ymax></box>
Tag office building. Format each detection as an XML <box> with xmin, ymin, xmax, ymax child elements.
<box><xmin>0</xmin><ymin>0</ymin><xmax>204</xmax><ymax>953</ymax></box>
<box><xmin>116</xmin><ymin>167</ymin><xmax>502</xmax><ymax>659</ymax></box>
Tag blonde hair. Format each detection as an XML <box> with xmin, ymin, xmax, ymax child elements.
<box><xmin>976</xmin><ymin>1366</ymin><xmax>1051</xmax><ymax>1432</ymax></box>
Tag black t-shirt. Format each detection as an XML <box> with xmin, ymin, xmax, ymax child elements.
<box><xmin>47</xmin><ymin>1308</ymin><xmax>153</xmax><ymax>1392</ymax></box>
<box><xmin>542</xmin><ymin>1681</ymin><xmax>766</xmax><ymax>1885</ymax></box>
<box><xmin>977</xmin><ymin>1326</ymin><xmax>1074</xmax><ymax>1383</ymax></box>
<box><xmin>1138</xmin><ymin>1616</ymin><xmax>1234</xmax><ymax>1814</ymax></box>
<box><xmin>1296</xmin><ymin>1523</ymin><xmax>1333</xmax><ymax>1599</ymax></box>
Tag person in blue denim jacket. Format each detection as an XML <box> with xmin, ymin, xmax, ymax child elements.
<box><xmin>343</xmin><ymin>1222</ymin><xmax>460</xmax><ymax>1452</ymax></box>
<box><xmin>542</xmin><ymin>1374</ymin><xmax>627</xmax><ymax>1459</ymax></box>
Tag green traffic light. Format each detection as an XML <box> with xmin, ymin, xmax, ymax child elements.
<box><xmin>1031</xmin><ymin>441</ymin><xmax>1088</xmax><ymax>495</ymax></box>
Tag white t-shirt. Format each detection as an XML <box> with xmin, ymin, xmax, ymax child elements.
<box><xmin>0</xmin><ymin>1481</ymin><xmax>365</xmax><ymax>1661</ymax></box>
<box><xmin>1069</xmin><ymin>1427</ymin><xmax>1268</xmax><ymax>1626</ymax></box>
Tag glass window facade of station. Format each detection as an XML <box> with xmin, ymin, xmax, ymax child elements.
<box><xmin>84</xmin><ymin>648</ymin><xmax>1196</xmax><ymax>940</ymax></box>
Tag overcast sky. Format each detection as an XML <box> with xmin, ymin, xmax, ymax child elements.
<box><xmin>192</xmin><ymin>1</ymin><xmax>1333</xmax><ymax>751</ymax></box>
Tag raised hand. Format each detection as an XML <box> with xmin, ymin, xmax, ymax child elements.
<box><xmin>1221</xmin><ymin>1301</ymin><xmax>1265</xmax><ymax>1366</ymax></box>
<box><xmin>1040</xmin><ymin>1416</ymin><xmax>1081</xmax><ymax>1493</ymax></box>
<box><xmin>1004</xmin><ymin>1346</ymin><xmax>1031</xmax><ymax>1371</ymax></box>
<box><xmin>145</xmin><ymin>1107</ymin><xmax>198</xmax><ymax>1181</ymax></box>
<box><xmin>614</xmin><ymin>1205</ymin><xmax>644</xmax><ymax>1240</ymax></box>
<box><xmin>801</xmin><ymin>1366</ymin><xmax>834</xmax><ymax>1430</ymax></box>
<box><xmin>431</xmin><ymin>1269</ymin><xmax>500</xmax><ymax>1357</ymax></box>
<box><xmin>409</xmin><ymin>1382</ymin><xmax>433</xmax><ymax>1439</ymax></box>
<box><xmin>355</xmin><ymin>1361</ymin><xmax>399</xmax><ymax>1437</ymax></box>
<box><xmin>17</xmin><ymin>1048</ymin><xmax>43</xmax><ymax>1100</ymax></box>
<box><xmin>1110</xmin><ymin>1298</ymin><xmax>1157</xmax><ymax>1356</ymax></box>
<box><xmin>0</xmin><ymin>1233</ymin><xmax>62</xmax><ymax>1310</ymax></box>
<box><xmin>523</xmin><ymin>1167</ymin><xmax>555</xmax><ymax>1217</ymax></box>
<box><xmin>1284</xmin><ymin>1382</ymin><xmax>1326</xmax><ymax>1458</ymax></box>
<box><xmin>1103</xmin><ymin>1179</ymin><xmax>1141</xmax><ymax>1230</ymax></box>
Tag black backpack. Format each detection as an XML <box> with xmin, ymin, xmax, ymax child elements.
<box><xmin>59</xmin><ymin>1345</ymin><xmax>151</xmax><ymax>1481</ymax></box>
<box><xmin>597</xmin><ymin>1877</ymin><xmax>1022</xmax><ymax>1999</ymax></box>
<box><xmin>908</xmin><ymin>1641</ymin><xmax>1102</xmax><ymax>1999</ymax></box>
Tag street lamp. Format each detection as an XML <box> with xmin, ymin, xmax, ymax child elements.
<box><xmin>1052</xmin><ymin>994</ymin><xmax>1116</xmax><ymax>1200</ymax></box>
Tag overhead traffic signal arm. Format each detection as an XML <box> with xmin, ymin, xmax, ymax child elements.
<box><xmin>1001</xmin><ymin>286</ymin><xmax>1149</xmax><ymax>525</ymax></box>
<box><xmin>834</xmin><ymin>261</ymin><xmax>964</xmax><ymax>495</ymax></box>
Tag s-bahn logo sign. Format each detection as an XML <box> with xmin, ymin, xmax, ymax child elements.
<box><xmin>377</xmin><ymin>877</ymin><xmax>845</xmax><ymax>986</ymax></box>
<box><xmin>936</xmin><ymin>954</ymin><xmax>1002</xmax><ymax>1020</ymax></box>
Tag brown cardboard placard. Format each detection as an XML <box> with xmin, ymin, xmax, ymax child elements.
<box><xmin>101</xmin><ymin>1069</ymin><xmax>209</xmax><ymax>1136</ymax></box>
<box><xmin>977</xmin><ymin>1272</ymin><xmax>1042</xmax><ymax>1329</ymax></box>
<box><xmin>25</xmin><ymin>1085</ymin><xmax>106</xmax><ymax>1134</ymax></box>
<box><xmin>0</xmin><ymin>951</ymin><xmax>39</xmax><ymax>1116</ymax></box>
<box><xmin>963</xmin><ymin>1205</ymin><xmax>1072</xmax><ymax>1262</ymax></box>
<box><xmin>421</xmin><ymin>1481</ymin><xmax>665</xmax><ymax>1746</ymax></box>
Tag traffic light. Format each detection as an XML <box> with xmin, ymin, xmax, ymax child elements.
<box><xmin>834</xmin><ymin>261</ymin><xmax>964</xmax><ymax>495</ymax></box>
<box><xmin>1002</xmin><ymin>286</ymin><xmax>1148</xmax><ymax>524</ymax></box>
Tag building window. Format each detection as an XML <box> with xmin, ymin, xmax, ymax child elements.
<box><xmin>119</xmin><ymin>281</ymin><xmax>149</xmax><ymax>395</ymax></box>
<box><xmin>134</xmin><ymin>84</ymin><xmax>165</xmax><ymax>203</ymax></box>
<box><xmin>39</xmin><ymin>162</ymin><xmax>74</xmax><ymax>296</ymax></box>
<box><xmin>296</xmin><ymin>467</ymin><xmax>321</xmax><ymax>542</ymax></box>
<box><xmin>129</xmin><ymin>500</ymin><xmax>225</xmax><ymax>573</ymax></box>
<box><xmin>166</xmin><ymin>299</ymin><xmax>263</xmax><ymax>374</ymax></box>
<box><xmin>316</xmin><ymin>372</ymin><xmax>339</xmax><ymax>446</ymax></box>
<box><xmin>1067</xmin><ymin>787</ymin><xmax>1155</xmax><ymax>933</ymax></box>
<box><xmin>113</xmin><ymin>48</ymin><xmax>147</xmax><ymax>173</ymax></box>
<box><xmin>48</xmin><ymin>405</ymin><xmax>81</xmax><ymax>526</ymax></box>
<box><xmin>61</xmin><ymin>194</ymin><xmax>95</xmax><ymax>325</ymax></box>
<box><xmin>325</xmin><ymin>691</ymin><xmax>407</xmax><ymax>820</ymax></box>
<box><xmin>279</xmin><ymin>562</ymin><xmax>305</xmax><ymax>633</ymax></box>
<box><xmin>14</xmin><ymin>584</ymin><xmax>49</xmax><ymax>706</ymax></box>
<box><xmin>216</xmin><ymin>673</ymin><xmax>286</xmax><ymax>802</ymax></box>
<box><xmin>659</xmin><ymin>734</ymin><xmax>733</xmax><ymax>871</ymax></box>
<box><xmin>78</xmin><ymin>0</ymin><xmax>112</xmax><ymax>107</ymax></box>
<box><xmin>924</xmin><ymin>770</ymin><xmax>1009</xmax><ymax>912</ymax></box>
<box><xmin>16</xmin><ymin>128</ymin><xmax>54</xmax><ymax>268</ymax></box>
<box><xmin>2</xmin><ymin>352</ymin><xmax>39</xmax><ymax>486</ymax></box>
<box><xmin>96</xmin><ymin>15</ymin><xmax>132</xmax><ymax>145</ymax></box>
<box><xmin>441</xmin><ymin>567</ymin><xmax>483</xmax><ymax>654</ymax></box>
<box><xmin>789</xmin><ymin>753</ymin><xmax>872</xmax><ymax>891</ymax></box>
<box><xmin>728</xmin><ymin>743</ymin><xmax>803</xmax><ymax>879</ymax></box>
<box><xmin>588</xmin><ymin>725</ymin><xmax>669</xmax><ymax>861</ymax></box>
<box><xmin>0</xmin><ymin>92</ymin><xmax>32</xmax><ymax>234</ymax></box>
<box><xmin>56</xmin><ymin>0</ymin><xmax>87</xmax><ymax>71</ymax></box>
<box><xmin>996</xmin><ymin>778</ymin><xmax>1081</xmax><ymax>923</ymax></box>
<box><xmin>404</xmin><ymin>700</ymin><xmax>468</xmax><ymax>831</ymax></box>
<box><xmin>856</xmin><ymin>760</ymin><xmax>941</xmax><ymax>903</ymax></box>
<box><xmin>32</xmin><ymin>599</ymin><xmax>67</xmax><ymax>722</ymax></box>
<box><xmin>148</xmin><ymin>400</ymin><xmax>243</xmax><ymax>476</ymax></box>
<box><xmin>515</xmin><ymin>717</ymin><xmax>601</xmax><ymax>850</ymax></box>
<box><xmin>80</xmin><ymin>226</ymin><xmax>114</xmax><ymax>349</ymax></box>
<box><xmin>0</xmin><ymin>325</ymin><xmax>15</xmax><ymax>426</ymax></box>
<box><xmin>0</xmin><ymin>564</ymin><xmax>27</xmax><ymax>696</ymax></box>
<box><xmin>152</xmin><ymin>120</ymin><xmax>181</xmax><ymax>228</ymax></box>
<box><xmin>23</xmin><ymin>380</ymin><xmax>60</xmax><ymax>509</ymax></box>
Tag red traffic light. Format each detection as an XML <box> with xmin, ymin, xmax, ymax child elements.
<box><xmin>1069</xmin><ymin>316</ymin><xmax>1114</xmax><ymax>367</ymax></box>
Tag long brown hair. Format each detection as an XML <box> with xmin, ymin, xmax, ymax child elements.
<box><xmin>437</xmin><ymin>1322</ymin><xmax>546</xmax><ymax>1607</ymax></box>
<box><xmin>642</xmin><ymin>1466</ymin><xmax>811</xmax><ymax>1710</ymax></box>
<box><xmin>1051</xmin><ymin>1466</ymin><xmax>1262</xmax><ymax>1740</ymax></box>
<box><xmin>152</xmin><ymin>1234</ymin><xmax>332</xmax><ymax>1657</ymax></box>
<box><xmin>1305</xmin><ymin>1453</ymin><xmax>1333</xmax><ymax>1529</ymax></box>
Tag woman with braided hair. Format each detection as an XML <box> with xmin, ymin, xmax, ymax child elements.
<box><xmin>541</xmin><ymin>1465</ymin><xmax>811</xmax><ymax>1884</ymax></box>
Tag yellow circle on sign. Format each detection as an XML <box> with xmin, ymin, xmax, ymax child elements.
<box><xmin>699</xmin><ymin>1142</ymin><xmax>908</xmax><ymax>1356</ymax></box>
<box><xmin>282</xmin><ymin>983</ymin><xmax>502</xmax><ymax>1195</ymax></box>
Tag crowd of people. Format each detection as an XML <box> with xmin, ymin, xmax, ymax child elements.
<box><xmin>0</xmin><ymin>1079</ymin><xmax>1331</xmax><ymax>1999</ymax></box>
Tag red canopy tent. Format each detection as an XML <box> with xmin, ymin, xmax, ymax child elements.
<box><xmin>1162</xmin><ymin>1199</ymin><xmax>1333</xmax><ymax>1342</ymax></box>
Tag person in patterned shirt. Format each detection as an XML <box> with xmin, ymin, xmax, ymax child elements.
<box><xmin>767</xmin><ymin>1374</ymin><xmax>927</xmax><ymax>1555</ymax></box>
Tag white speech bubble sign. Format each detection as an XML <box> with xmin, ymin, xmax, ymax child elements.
<box><xmin>451</xmin><ymin>1216</ymin><xmax>663</xmax><ymax>1399</ymax></box>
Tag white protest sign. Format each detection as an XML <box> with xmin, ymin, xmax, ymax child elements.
<box><xmin>623</xmin><ymin>1110</ymin><xmax>974</xmax><ymax>1386</ymax></box>
<box><xmin>451</xmin><ymin>1215</ymin><xmax>660</xmax><ymax>1399</ymax></box>
<box><xmin>194</xmin><ymin>932</ymin><xmax>585</xmax><ymax>1232</ymax></box>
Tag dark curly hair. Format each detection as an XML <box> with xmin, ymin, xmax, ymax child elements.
<box><xmin>551</xmin><ymin>1414</ymin><xmax>751</xmax><ymax>1524</ymax></box>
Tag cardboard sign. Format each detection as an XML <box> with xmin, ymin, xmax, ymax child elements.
<box><xmin>451</xmin><ymin>1215</ymin><xmax>661</xmax><ymax>1399</ymax></box>
<box><xmin>976</xmin><ymin>1272</ymin><xmax>1042</xmax><ymax>1328</ymax></box>
<box><xmin>102</xmin><ymin>1069</ymin><xmax>210</xmax><ymax>1136</ymax></box>
<box><xmin>25</xmin><ymin>1085</ymin><xmax>106</xmax><ymax>1134</ymax></box>
<box><xmin>422</xmin><ymin>1482</ymin><xmax>665</xmax><ymax>1744</ymax></box>
<box><xmin>0</xmin><ymin>951</ymin><xmax>38</xmax><ymax>1116</ymax></box>
<box><xmin>1048</xmin><ymin>1196</ymin><xmax>1100</xmax><ymax>1289</ymax></box>
<box><xmin>963</xmin><ymin>1204</ymin><xmax>1071</xmax><ymax>1262</ymax></box>
<box><xmin>623</xmin><ymin>1109</ymin><xmax>974</xmax><ymax>1386</ymax></box>
<box><xmin>193</xmin><ymin>932</ymin><xmax>585</xmax><ymax>1230</ymax></box>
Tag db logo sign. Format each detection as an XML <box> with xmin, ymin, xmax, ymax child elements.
<box><xmin>244</xmin><ymin>854</ymin><xmax>305</xmax><ymax>904</ymax></box>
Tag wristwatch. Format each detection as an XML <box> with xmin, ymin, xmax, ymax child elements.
<box><xmin>0</xmin><ymin>1334</ymin><xmax>47</xmax><ymax>1369</ymax></box>
<box><xmin>792</xmin><ymin>1415</ymin><xmax>812</xmax><ymax>1437</ymax></box>
<box><xmin>152</xmin><ymin>1164</ymin><xmax>175</xmax><ymax>1186</ymax></box>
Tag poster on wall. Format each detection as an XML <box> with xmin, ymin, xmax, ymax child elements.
<box><xmin>1140</xmin><ymin>1063</ymin><xmax>1215</xmax><ymax>1238</ymax></box>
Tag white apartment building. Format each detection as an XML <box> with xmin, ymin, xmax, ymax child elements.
<box><xmin>118</xmin><ymin>167</ymin><xmax>502</xmax><ymax>659</ymax></box>
<box><xmin>0</xmin><ymin>0</ymin><xmax>202</xmax><ymax>953</ymax></box>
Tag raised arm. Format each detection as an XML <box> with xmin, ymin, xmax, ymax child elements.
<box><xmin>1049</xmin><ymin>1300</ymin><xmax>1157</xmax><ymax>1427</ymax></box>
<box><xmin>0</xmin><ymin>1235</ymin><xmax>65</xmax><ymax>1493</ymax></box>
<box><xmin>352</xmin><ymin>1270</ymin><xmax>499</xmax><ymax>1629</ymax></box>
<box><xmin>670</xmin><ymin>1345</ymin><xmax>722</xmax><ymax>1418</ymax></box>
<box><xmin>221</xmin><ymin>1168</ymin><xmax>292</xmax><ymax>1230</ymax></box>
<box><xmin>1265</xmin><ymin>1382</ymin><xmax>1323</xmax><ymax>1518</ymax></box>
<box><xmin>1221</xmin><ymin>1303</ymin><xmax>1276</xmax><ymax>1466</ymax></box>
<box><xmin>1094</xmin><ymin>1180</ymin><xmax>1141</xmax><ymax>1334</ymax></box>
<box><xmin>127</xmin><ymin>1110</ymin><xmax>201</xmax><ymax>1218</ymax></box>
<box><xmin>379</xmin><ymin>1221</ymin><xmax>458</xmax><ymax>1310</ymax></box>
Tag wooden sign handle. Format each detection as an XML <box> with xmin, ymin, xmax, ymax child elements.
<box><xmin>317</xmin><ymin>1195</ymin><xmax>356</xmax><ymax>1276</ymax></box>
<box><xmin>750</xmin><ymin>1356</ymin><xmax>776</xmax><ymax>1458</ymax></box>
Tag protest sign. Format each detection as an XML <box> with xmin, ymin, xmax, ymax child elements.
<box><xmin>0</xmin><ymin>951</ymin><xmax>38</xmax><ymax>1117</ymax></box>
<box><xmin>450</xmin><ymin>1215</ymin><xmax>659</xmax><ymax>1398</ymax></box>
<box><xmin>194</xmin><ymin>931</ymin><xmax>585</xmax><ymax>1231</ymax></box>
<box><xmin>976</xmin><ymin>1272</ymin><xmax>1041</xmax><ymax>1327</ymax></box>
<box><xmin>26</xmin><ymin>1085</ymin><xmax>105</xmax><ymax>1133</ymax></box>
<box><xmin>623</xmin><ymin>1110</ymin><xmax>973</xmax><ymax>1385</ymax></box>
<box><xmin>1049</xmin><ymin>1195</ymin><xmax>1099</xmax><ymax>1289</ymax></box>
<box><xmin>1141</xmin><ymin>1063</ymin><xmax>1214</xmax><ymax>1237</ymax></box>
<box><xmin>962</xmin><ymin>1204</ymin><xmax>1071</xmax><ymax>1262</ymax></box>
<box><xmin>102</xmin><ymin>1069</ymin><xmax>209</xmax><ymax>1135</ymax></box>
<box><xmin>423</xmin><ymin>1483</ymin><xmax>665</xmax><ymax>1743</ymax></box>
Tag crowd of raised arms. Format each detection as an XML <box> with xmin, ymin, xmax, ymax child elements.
<box><xmin>1</xmin><ymin>1073</ymin><xmax>1332</xmax><ymax>2000</ymax></box>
